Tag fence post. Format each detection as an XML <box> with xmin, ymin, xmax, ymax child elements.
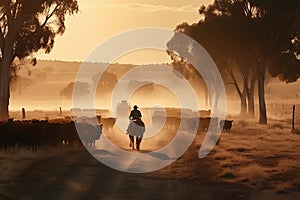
<box><xmin>292</xmin><ymin>104</ymin><xmax>295</xmax><ymax>133</ymax></box>
<box><xmin>22</xmin><ymin>108</ymin><xmax>26</xmax><ymax>119</ymax></box>
<box><xmin>59</xmin><ymin>107</ymin><xmax>62</xmax><ymax>116</ymax></box>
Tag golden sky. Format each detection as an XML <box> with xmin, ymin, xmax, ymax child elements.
<box><xmin>36</xmin><ymin>0</ymin><xmax>213</xmax><ymax>64</ymax></box>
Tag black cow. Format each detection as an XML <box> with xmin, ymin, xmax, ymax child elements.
<box><xmin>220</xmin><ymin>120</ymin><xmax>233</xmax><ymax>132</ymax></box>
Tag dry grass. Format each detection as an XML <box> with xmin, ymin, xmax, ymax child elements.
<box><xmin>237</xmin><ymin>120</ymin><xmax>248</xmax><ymax>127</ymax></box>
<box><xmin>211</xmin><ymin>118</ymin><xmax>300</xmax><ymax>193</ymax></box>
<box><xmin>1</xmin><ymin>114</ymin><xmax>300</xmax><ymax>197</ymax></box>
<box><xmin>237</xmin><ymin>164</ymin><xmax>269</xmax><ymax>185</ymax></box>
<box><xmin>269</xmin><ymin>123</ymin><xmax>284</xmax><ymax>129</ymax></box>
<box><xmin>293</xmin><ymin>127</ymin><xmax>300</xmax><ymax>134</ymax></box>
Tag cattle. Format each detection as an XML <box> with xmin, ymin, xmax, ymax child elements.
<box><xmin>77</xmin><ymin>123</ymin><xmax>103</xmax><ymax>147</ymax></box>
<box><xmin>75</xmin><ymin>116</ymin><xmax>98</xmax><ymax>125</ymax></box>
<box><xmin>57</xmin><ymin>121</ymin><xmax>81</xmax><ymax>147</ymax></box>
<box><xmin>0</xmin><ymin>122</ymin><xmax>15</xmax><ymax>151</ymax></box>
<box><xmin>220</xmin><ymin>120</ymin><xmax>233</xmax><ymax>132</ymax></box>
<box><xmin>100</xmin><ymin>117</ymin><xmax>116</xmax><ymax>132</ymax></box>
<box><xmin>14</xmin><ymin>121</ymin><xmax>40</xmax><ymax>152</ymax></box>
<box><xmin>198</xmin><ymin>117</ymin><xmax>210</xmax><ymax>132</ymax></box>
<box><xmin>198</xmin><ymin>117</ymin><xmax>218</xmax><ymax>132</ymax></box>
<box><xmin>175</xmin><ymin>117</ymin><xmax>200</xmax><ymax>132</ymax></box>
<box><xmin>0</xmin><ymin>120</ymin><xmax>43</xmax><ymax>152</ymax></box>
<box><xmin>161</xmin><ymin>116</ymin><xmax>219</xmax><ymax>133</ymax></box>
<box><xmin>0</xmin><ymin>120</ymin><xmax>86</xmax><ymax>151</ymax></box>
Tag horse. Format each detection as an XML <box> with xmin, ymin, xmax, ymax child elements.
<box><xmin>126</xmin><ymin>119</ymin><xmax>145</xmax><ymax>150</ymax></box>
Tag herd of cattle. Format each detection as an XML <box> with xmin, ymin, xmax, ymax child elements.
<box><xmin>0</xmin><ymin>116</ymin><xmax>232</xmax><ymax>151</ymax></box>
<box><xmin>0</xmin><ymin>120</ymin><xmax>99</xmax><ymax>151</ymax></box>
<box><xmin>153</xmin><ymin>116</ymin><xmax>233</xmax><ymax>133</ymax></box>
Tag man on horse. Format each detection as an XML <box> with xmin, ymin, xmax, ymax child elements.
<box><xmin>127</xmin><ymin>105</ymin><xmax>145</xmax><ymax>150</ymax></box>
<box><xmin>129</xmin><ymin>105</ymin><xmax>142</xmax><ymax>120</ymax></box>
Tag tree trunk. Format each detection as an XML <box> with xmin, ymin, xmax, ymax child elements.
<box><xmin>258</xmin><ymin>65</ymin><xmax>267</xmax><ymax>124</ymax></box>
<box><xmin>227</xmin><ymin>66</ymin><xmax>247</xmax><ymax>117</ymax></box>
<box><xmin>247</xmin><ymin>77</ymin><xmax>256</xmax><ymax>118</ymax></box>
<box><xmin>240</xmin><ymin>90</ymin><xmax>247</xmax><ymax>116</ymax></box>
<box><xmin>248</xmin><ymin>93</ymin><xmax>255</xmax><ymax>117</ymax></box>
<box><xmin>0</xmin><ymin>61</ymin><xmax>10</xmax><ymax>121</ymax></box>
<box><xmin>0</xmin><ymin>43</ymin><xmax>14</xmax><ymax>121</ymax></box>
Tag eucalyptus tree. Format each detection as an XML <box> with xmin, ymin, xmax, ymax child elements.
<box><xmin>168</xmin><ymin>0</ymin><xmax>300</xmax><ymax>124</ymax></box>
<box><xmin>0</xmin><ymin>0</ymin><xmax>78</xmax><ymax>121</ymax></box>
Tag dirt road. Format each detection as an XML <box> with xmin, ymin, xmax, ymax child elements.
<box><xmin>0</xmin><ymin>148</ymin><xmax>296</xmax><ymax>199</ymax></box>
<box><xmin>0</xmin><ymin>148</ymin><xmax>240</xmax><ymax>200</ymax></box>
<box><xmin>1</xmin><ymin>124</ymin><xmax>300</xmax><ymax>200</ymax></box>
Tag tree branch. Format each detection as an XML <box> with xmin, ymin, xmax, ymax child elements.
<box><xmin>41</xmin><ymin>4</ymin><xmax>59</xmax><ymax>27</ymax></box>
<box><xmin>227</xmin><ymin>66</ymin><xmax>242</xmax><ymax>98</ymax></box>
<box><xmin>0</xmin><ymin>10</ymin><xmax>7</xmax><ymax>54</ymax></box>
<box><xmin>5</xmin><ymin>8</ymin><xmax>13</xmax><ymax>28</ymax></box>
<box><xmin>12</xmin><ymin>0</ymin><xmax>20</xmax><ymax>19</ymax></box>
<box><xmin>0</xmin><ymin>25</ymin><xmax>4</xmax><ymax>53</ymax></box>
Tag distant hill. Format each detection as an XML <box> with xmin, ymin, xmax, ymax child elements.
<box><xmin>10</xmin><ymin>60</ymin><xmax>135</xmax><ymax>111</ymax></box>
<box><xmin>9</xmin><ymin>60</ymin><xmax>300</xmax><ymax>113</ymax></box>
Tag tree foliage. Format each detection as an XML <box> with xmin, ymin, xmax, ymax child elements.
<box><xmin>168</xmin><ymin>0</ymin><xmax>300</xmax><ymax>123</ymax></box>
<box><xmin>0</xmin><ymin>0</ymin><xmax>78</xmax><ymax>65</ymax></box>
<box><xmin>0</xmin><ymin>0</ymin><xmax>78</xmax><ymax>121</ymax></box>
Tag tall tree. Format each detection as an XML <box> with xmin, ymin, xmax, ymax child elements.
<box><xmin>204</xmin><ymin>0</ymin><xmax>258</xmax><ymax>118</ymax></box>
<box><xmin>168</xmin><ymin>0</ymin><xmax>300</xmax><ymax>124</ymax></box>
<box><xmin>0</xmin><ymin>0</ymin><xmax>78</xmax><ymax>121</ymax></box>
<box><xmin>248</xmin><ymin>0</ymin><xmax>300</xmax><ymax>124</ymax></box>
<box><xmin>168</xmin><ymin>1</ymin><xmax>256</xmax><ymax>117</ymax></box>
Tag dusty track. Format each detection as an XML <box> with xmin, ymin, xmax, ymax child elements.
<box><xmin>0</xmin><ymin>148</ymin><xmax>246</xmax><ymax>200</ymax></box>
<box><xmin>1</xmin><ymin>123</ymin><xmax>300</xmax><ymax>200</ymax></box>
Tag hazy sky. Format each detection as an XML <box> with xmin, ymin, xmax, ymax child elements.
<box><xmin>36</xmin><ymin>0</ymin><xmax>213</xmax><ymax>64</ymax></box>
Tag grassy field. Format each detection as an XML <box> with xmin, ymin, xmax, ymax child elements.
<box><xmin>1</xmin><ymin>114</ymin><xmax>300</xmax><ymax>199</ymax></box>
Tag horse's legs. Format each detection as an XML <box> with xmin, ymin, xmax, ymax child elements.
<box><xmin>129</xmin><ymin>135</ymin><xmax>134</xmax><ymax>149</ymax></box>
<box><xmin>136</xmin><ymin>137</ymin><xmax>142</xmax><ymax>151</ymax></box>
<box><xmin>129</xmin><ymin>135</ymin><xmax>132</xmax><ymax>147</ymax></box>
